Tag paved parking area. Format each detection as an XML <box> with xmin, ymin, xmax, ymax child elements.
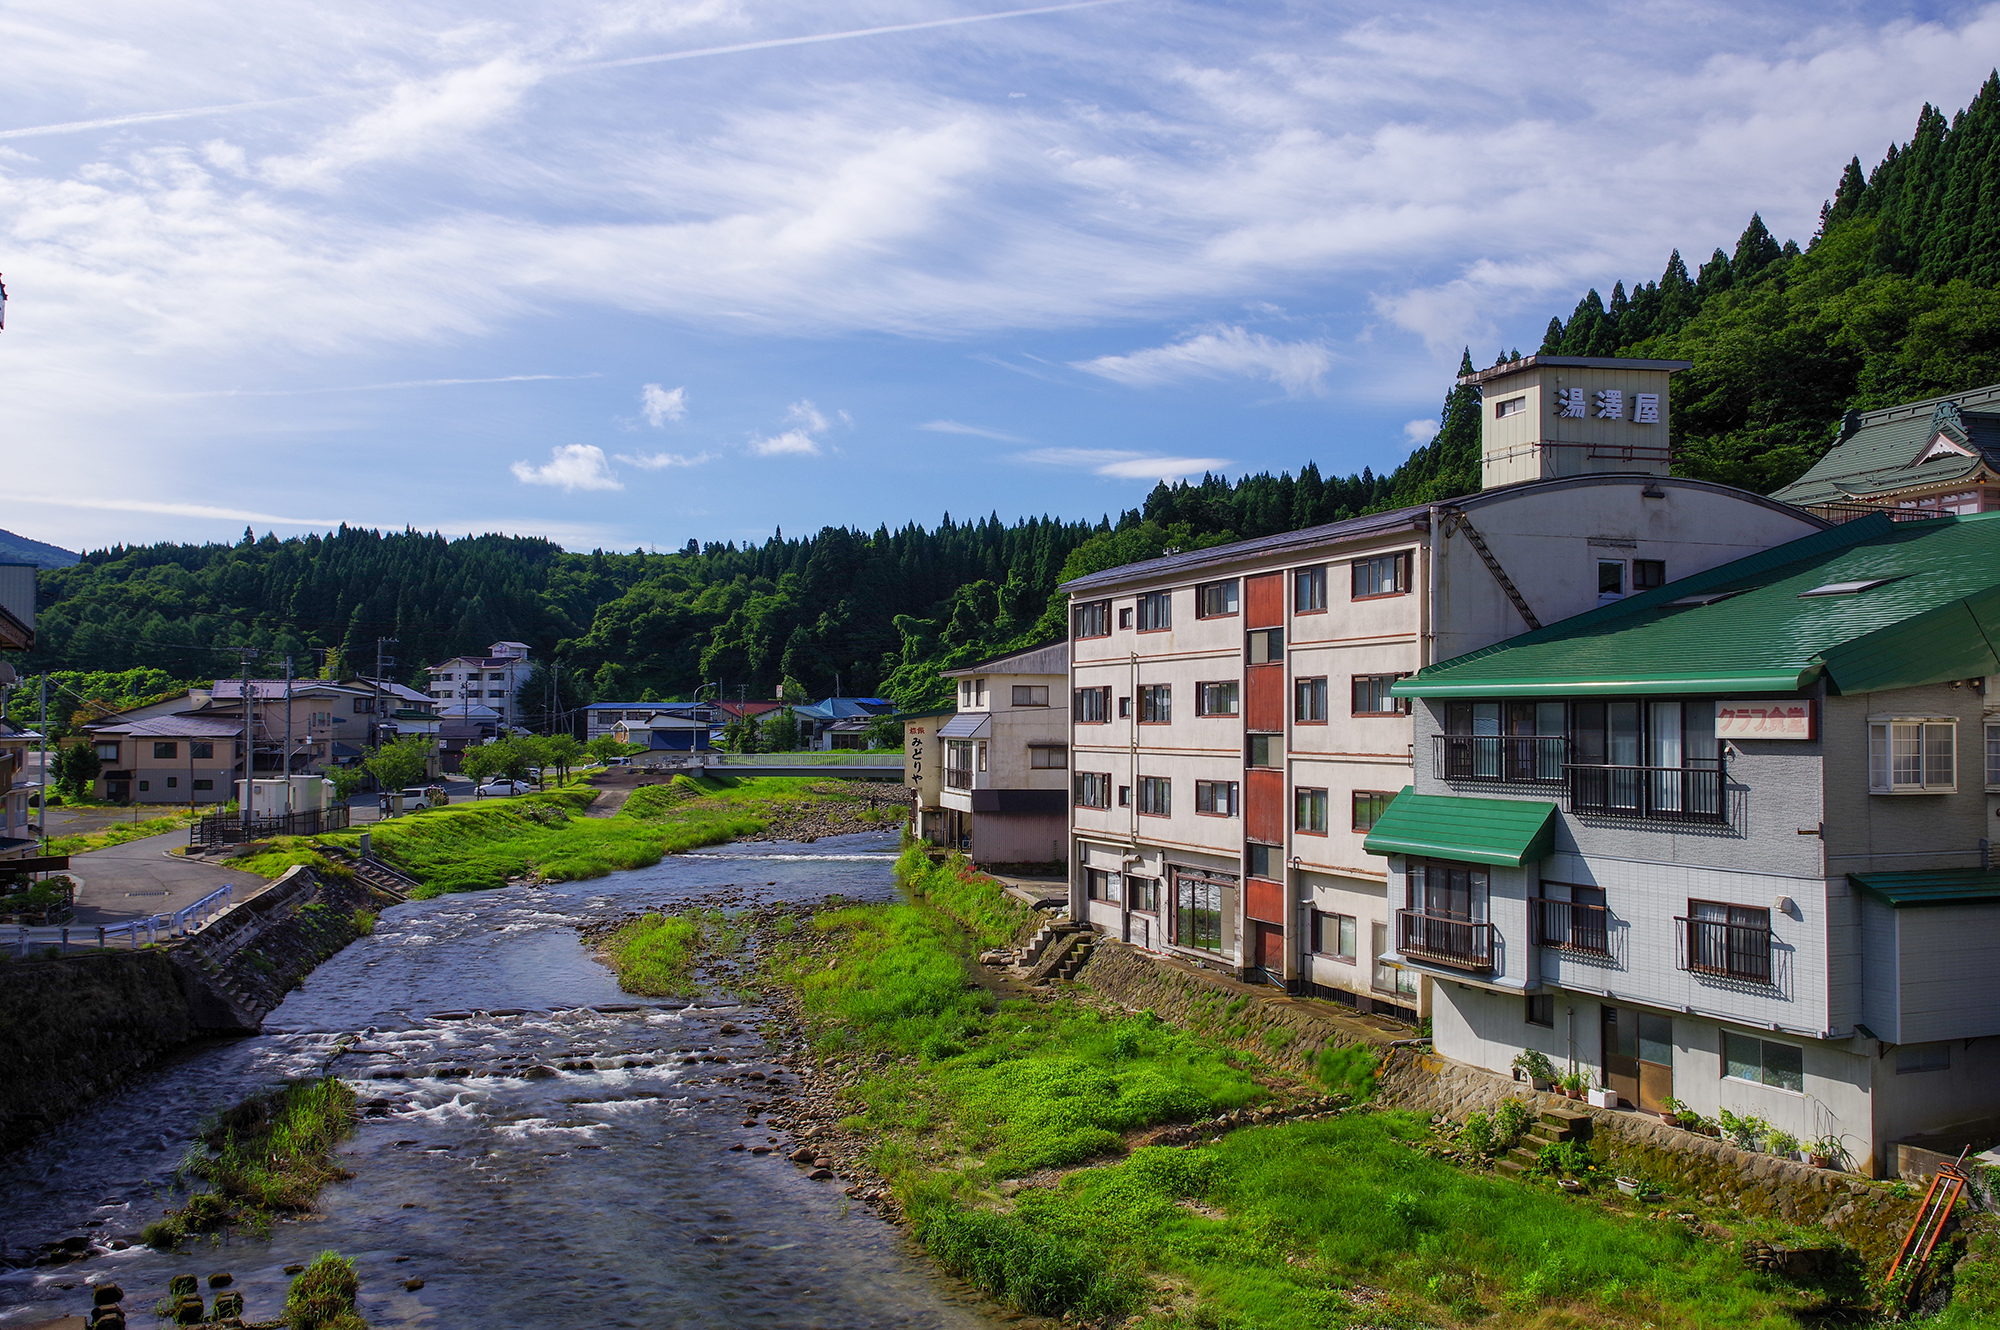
<box><xmin>64</xmin><ymin>830</ymin><xmax>268</xmax><ymax>927</ymax></box>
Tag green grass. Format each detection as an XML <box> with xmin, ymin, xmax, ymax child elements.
<box><xmin>44</xmin><ymin>808</ymin><xmax>199</xmax><ymax>856</ymax></box>
<box><xmin>894</xmin><ymin>844</ymin><xmax>1036</xmax><ymax>948</ymax></box>
<box><xmin>306</xmin><ymin>775</ymin><xmax>873</xmax><ymax>896</ymax></box>
<box><xmin>285</xmin><ymin>1251</ymin><xmax>368</xmax><ymax>1330</ymax></box>
<box><xmin>600</xmin><ymin>909</ymin><xmax>745</xmax><ymax>997</ymax></box>
<box><xmin>143</xmin><ymin>1078</ymin><xmax>358</xmax><ymax>1249</ymax></box>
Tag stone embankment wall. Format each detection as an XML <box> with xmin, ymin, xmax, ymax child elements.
<box><xmin>0</xmin><ymin>866</ymin><xmax>389</xmax><ymax>1154</ymax></box>
<box><xmin>1075</xmin><ymin>939</ymin><xmax>1925</xmax><ymax>1265</ymax></box>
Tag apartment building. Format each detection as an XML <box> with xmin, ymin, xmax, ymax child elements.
<box><xmin>1065</xmin><ymin>355</ymin><xmax>1826</xmax><ymax>1016</ymax></box>
<box><xmin>428</xmin><ymin>641</ymin><xmax>533</xmax><ymax>727</ymax></box>
<box><xmin>1377</xmin><ymin>510</ymin><xmax>2000</xmax><ymax>1175</ymax></box>
<box><xmin>912</xmin><ymin>644</ymin><xmax>1069</xmax><ymax>864</ymax></box>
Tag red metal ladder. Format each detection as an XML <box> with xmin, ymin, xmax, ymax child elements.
<box><xmin>1886</xmin><ymin>1149</ymin><xmax>1970</xmax><ymax>1285</ymax></box>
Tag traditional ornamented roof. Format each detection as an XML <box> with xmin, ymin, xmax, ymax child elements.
<box><xmin>1771</xmin><ymin>383</ymin><xmax>2000</xmax><ymax>507</ymax></box>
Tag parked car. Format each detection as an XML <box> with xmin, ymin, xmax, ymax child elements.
<box><xmin>397</xmin><ymin>786</ymin><xmax>448</xmax><ymax>811</ymax></box>
<box><xmin>477</xmin><ymin>779</ymin><xmax>532</xmax><ymax>798</ymax></box>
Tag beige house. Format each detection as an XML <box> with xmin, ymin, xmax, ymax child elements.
<box><xmin>1066</xmin><ymin>355</ymin><xmax>1829</xmax><ymax>1018</ymax></box>
<box><xmin>912</xmin><ymin>643</ymin><xmax>1070</xmax><ymax>866</ymax></box>
<box><xmin>88</xmin><ymin>715</ymin><xmax>245</xmax><ymax>805</ymax></box>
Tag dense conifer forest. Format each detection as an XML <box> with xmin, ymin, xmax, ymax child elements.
<box><xmin>15</xmin><ymin>74</ymin><xmax>2000</xmax><ymax>718</ymax></box>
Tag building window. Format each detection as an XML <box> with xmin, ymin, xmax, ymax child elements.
<box><xmin>1247</xmin><ymin>627</ymin><xmax>1283</xmax><ymax>664</ymax></box>
<box><xmin>166</xmin><ymin>776</ymin><xmax>179</xmax><ymax>788</ymax></box>
<box><xmin>1246</xmin><ymin>734</ymin><xmax>1280</xmax><ymax>768</ymax></box>
<box><xmin>1197</xmin><ymin>681</ymin><xmax>1239</xmax><ymax>716</ymax></box>
<box><xmin>1194</xmin><ymin>780</ymin><xmax>1238</xmax><ymax>816</ymax></box>
<box><xmin>354</xmin><ymin>698</ymin><xmax>375</xmax><ymax>713</ymax></box>
<box><xmin>1351</xmin><ymin>674</ymin><xmax>1408</xmax><ymax>716</ymax></box>
<box><xmin>1137</xmin><ymin>591</ymin><xmax>1172</xmax><ymax>632</ymax></box>
<box><xmin>192</xmin><ymin>779</ymin><xmax>214</xmax><ymax>791</ymax></box>
<box><xmin>1723</xmin><ymin>1031</ymin><xmax>1803</xmax><ymax>1093</ymax></box>
<box><xmin>1086</xmin><ymin>868</ymin><xmax>1121</xmax><ymax>902</ymax></box>
<box><xmin>138</xmin><ymin>780</ymin><xmax>150</xmax><ymax>792</ymax></box>
<box><xmin>1118</xmin><ymin>785</ymin><xmax>1130</xmax><ymax>806</ymax></box>
<box><xmin>1245</xmin><ymin>842</ymin><xmax>1280</xmax><ymax>879</ymax></box>
<box><xmin>1352</xmin><ymin>552</ymin><xmax>1409</xmax><ymax>599</ymax></box>
<box><xmin>487</xmin><ymin>690</ymin><xmax>506</xmax><ymax>698</ymax></box>
<box><xmin>1683</xmin><ymin>901</ymin><xmax>1773</xmax><ymax>982</ymax></box>
<box><xmin>153</xmin><ymin>742</ymin><xmax>179</xmax><ymax>759</ymax></box>
<box><xmin>1295</xmin><ymin>677</ymin><xmax>1328</xmax><ymax>723</ymax></box>
<box><xmin>1138</xmin><ymin>776</ymin><xmax>1170</xmax><ymax>816</ymax></box>
<box><xmin>1073</xmin><ymin>687</ymin><xmax>1111</xmax><ymax>724</ymax></box>
<box><xmin>1118</xmin><ymin>695</ymin><xmax>1132</xmax><ymax>718</ymax></box>
<box><xmin>1351</xmin><ymin>790</ymin><xmax>1393</xmax><ymax>832</ymax></box>
<box><xmin>1869</xmin><ymin>719</ymin><xmax>1956</xmax><ymax>793</ymax></box>
<box><xmin>1074</xmin><ymin>772</ymin><xmax>1110</xmax><ymax>808</ymax></box>
<box><xmin>1074</xmin><ymin>600</ymin><xmax>1111</xmax><ymax>639</ymax></box>
<box><xmin>972</xmin><ymin>680</ymin><xmax>987</xmax><ymax>707</ymax></box>
<box><xmin>1118</xmin><ymin>607</ymin><xmax>1133</xmax><ymax>629</ymax></box>
<box><xmin>1030</xmin><ymin>745</ymin><xmax>1067</xmax><ymax>769</ymax></box>
<box><xmin>1633</xmin><ymin>559</ymin><xmax>1666</xmax><ymax>591</ymax></box>
<box><xmin>1295</xmin><ymin>787</ymin><xmax>1328</xmax><ymax>834</ymax></box>
<box><xmin>1441</xmin><ymin>700</ymin><xmax>1569</xmax><ymax>783</ymax></box>
<box><xmin>1568</xmin><ymin>700</ymin><xmax>1723</xmax><ymax>818</ymax></box>
<box><xmin>1313</xmin><ymin>911</ymin><xmax>1357</xmax><ymax>960</ymax></box>
<box><xmin>1987</xmin><ymin>722</ymin><xmax>2000</xmax><ymax>789</ymax></box>
<box><xmin>1139</xmin><ymin>684</ymin><xmax>1172</xmax><ymax>724</ymax></box>
<box><xmin>95</xmin><ymin>742</ymin><xmax>120</xmax><ymax>761</ymax></box>
<box><xmin>1402</xmin><ymin>858</ymin><xmax>1493</xmax><ymax>971</ymax></box>
<box><xmin>1526</xmin><ymin>993</ymin><xmax>1555</xmax><ymax>1027</ymax></box>
<box><xmin>487</xmin><ymin>672</ymin><xmax>505</xmax><ymax>681</ymax></box>
<box><xmin>1294</xmin><ymin>565</ymin><xmax>1327</xmax><ymax>613</ymax></box>
<box><xmin>1128</xmin><ymin>877</ymin><xmax>1160</xmax><ymax>911</ymax></box>
<box><xmin>1495</xmin><ymin>395</ymin><xmax>1527</xmax><ymax>418</ymax></box>
<box><xmin>191</xmin><ymin>742</ymin><xmax>214</xmax><ymax>759</ymax></box>
<box><xmin>1012</xmin><ymin>685</ymin><xmax>1049</xmax><ymax>707</ymax></box>
<box><xmin>436</xmin><ymin>673</ymin><xmax>453</xmax><ymax>682</ymax></box>
<box><xmin>1197</xmin><ymin>580</ymin><xmax>1239</xmax><ymax>617</ymax></box>
<box><xmin>1175</xmin><ymin>872</ymin><xmax>1225</xmax><ymax>951</ymax></box>
<box><xmin>1896</xmin><ymin>1044</ymin><xmax>1951</xmax><ymax>1075</ymax></box>
<box><xmin>1598</xmin><ymin>560</ymin><xmax>1626</xmax><ymax>596</ymax></box>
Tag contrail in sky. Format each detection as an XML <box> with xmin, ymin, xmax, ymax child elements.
<box><xmin>180</xmin><ymin>373</ymin><xmax>601</xmax><ymax>398</ymax></box>
<box><xmin>0</xmin><ymin>1</ymin><xmax>1128</xmax><ymax>143</ymax></box>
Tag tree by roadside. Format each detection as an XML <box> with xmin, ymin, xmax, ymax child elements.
<box><xmin>760</xmin><ymin>708</ymin><xmax>801</xmax><ymax>752</ymax></box>
<box><xmin>364</xmin><ymin>734</ymin><xmax>434</xmax><ymax>794</ymax></box>
<box><xmin>52</xmin><ymin>742</ymin><xmax>101</xmax><ymax>799</ymax></box>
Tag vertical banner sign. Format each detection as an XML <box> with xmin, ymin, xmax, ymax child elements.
<box><xmin>1714</xmin><ymin>701</ymin><xmax>1815</xmax><ymax>740</ymax></box>
<box><xmin>905</xmin><ymin>723</ymin><xmax>942</xmax><ymax>804</ymax></box>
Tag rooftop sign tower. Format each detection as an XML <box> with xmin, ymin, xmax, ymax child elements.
<box><xmin>1459</xmin><ymin>355</ymin><xmax>1693</xmax><ymax>490</ymax></box>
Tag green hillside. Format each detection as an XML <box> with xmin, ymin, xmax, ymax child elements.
<box><xmin>0</xmin><ymin>526</ymin><xmax>80</xmax><ymax>569</ymax></box>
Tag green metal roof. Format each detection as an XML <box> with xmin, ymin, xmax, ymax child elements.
<box><xmin>1395</xmin><ymin>511</ymin><xmax>2000</xmax><ymax>699</ymax></box>
<box><xmin>1362</xmin><ymin>788</ymin><xmax>1558</xmax><ymax>867</ymax></box>
<box><xmin>1850</xmin><ymin>868</ymin><xmax>2000</xmax><ymax>909</ymax></box>
<box><xmin>1772</xmin><ymin>391</ymin><xmax>2000</xmax><ymax>507</ymax></box>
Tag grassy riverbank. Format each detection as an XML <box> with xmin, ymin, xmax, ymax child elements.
<box><xmin>597</xmin><ymin>909</ymin><xmax>745</xmax><ymax>997</ymax></box>
<box><xmin>43</xmin><ymin>808</ymin><xmax>199</xmax><ymax>857</ymax></box>
<box><xmin>763</xmin><ymin>849</ymin><xmax>1903</xmax><ymax>1328</ymax></box>
<box><xmin>143</xmin><ymin>1078</ymin><xmax>358</xmax><ymax>1249</ymax></box>
<box><xmin>240</xmin><ymin>774</ymin><xmax>900</xmax><ymax>896</ymax></box>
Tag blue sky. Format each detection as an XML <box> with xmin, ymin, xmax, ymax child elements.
<box><xmin>4</xmin><ymin>0</ymin><xmax>1997</xmax><ymax>554</ymax></box>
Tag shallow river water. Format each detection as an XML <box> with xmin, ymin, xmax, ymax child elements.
<box><xmin>0</xmin><ymin>831</ymin><xmax>1008</xmax><ymax>1329</ymax></box>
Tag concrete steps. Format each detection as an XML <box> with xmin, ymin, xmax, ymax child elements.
<box><xmin>1025</xmin><ymin>927</ymin><xmax>1094</xmax><ymax>986</ymax></box>
<box><xmin>1501</xmin><ymin>1106</ymin><xmax>1591</xmax><ymax>1172</ymax></box>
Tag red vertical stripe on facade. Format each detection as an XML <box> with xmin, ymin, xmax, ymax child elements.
<box><xmin>1245</xmin><ymin>767</ymin><xmax>1284</xmax><ymax>843</ymax></box>
<box><xmin>1245</xmin><ymin>879</ymin><xmax>1286</xmax><ymax>925</ymax></box>
<box><xmin>1246</xmin><ymin>664</ymin><xmax>1282</xmax><ymax>731</ymax></box>
<box><xmin>1245</xmin><ymin>572</ymin><xmax>1283</xmax><ymax>628</ymax></box>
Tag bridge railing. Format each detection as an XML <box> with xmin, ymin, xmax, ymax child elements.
<box><xmin>9</xmin><ymin>882</ymin><xmax>235</xmax><ymax>959</ymax></box>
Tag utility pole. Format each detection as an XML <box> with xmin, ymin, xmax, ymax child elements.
<box><xmin>36</xmin><ymin>673</ymin><xmax>47</xmax><ymax>854</ymax></box>
<box><xmin>238</xmin><ymin>650</ymin><xmax>258</xmax><ymax>839</ymax></box>
<box><xmin>283</xmin><ymin>655</ymin><xmax>294</xmax><ymax>780</ymax></box>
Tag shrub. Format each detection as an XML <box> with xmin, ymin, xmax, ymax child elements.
<box><xmin>1456</xmin><ymin>1113</ymin><xmax>1494</xmax><ymax>1157</ymax></box>
<box><xmin>1511</xmin><ymin>1049</ymin><xmax>1556</xmax><ymax>1083</ymax></box>
<box><xmin>912</xmin><ymin>1204</ymin><xmax>1133</xmax><ymax>1318</ymax></box>
<box><xmin>1492</xmin><ymin>1097</ymin><xmax>1533</xmax><ymax>1152</ymax></box>
<box><xmin>285</xmin><ymin>1251</ymin><xmax>366</xmax><ymax>1330</ymax></box>
<box><xmin>1315</xmin><ymin>1044</ymin><xmax>1380</xmax><ymax>1100</ymax></box>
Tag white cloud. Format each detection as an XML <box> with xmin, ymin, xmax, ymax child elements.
<box><xmin>1073</xmin><ymin>326</ymin><xmax>1334</xmax><ymax>396</ymax></box>
<box><xmin>1017</xmin><ymin>447</ymin><xmax>1229</xmax><ymax>480</ymax></box>
<box><xmin>14</xmin><ymin>494</ymin><xmax>342</xmax><ymax>527</ymax></box>
<box><xmin>510</xmin><ymin>443</ymin><xmax>623</xmax><ymax>491</ymax></box>
<box><xmin>640</xmin><ymin>383</ymin><xmax>688</xmax><ymax>426</ymax></box>
<box><xmin>1403</xmin><ymin>418</ymin><xmax>1439</xmax><ymax>446</ymax></box>
<box><xmin>747</xmin><ymin>429</ymin><xmax>822</xmax><ymax>457</ymax></box>
<box><xmin>785</xmin><ymin>399</ymin><xmax>830</xmax><ymax>433</ymax></box>
<box><xmin>920</xmin><ymin>419</ymin><xmax>1030</xmax><ymax>442</ymax></box>
<box><xmin>615</xmin><ymin>449</ymin><xmax>714</xmax><ymax>468</ymax></box>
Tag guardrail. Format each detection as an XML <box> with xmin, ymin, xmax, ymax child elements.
<box><xmin>191</xmin><ymin>804</ymin><xmax>350</xmax><ymax>849</ymax></box>
<box><xmin>9</xmin><ymin>882</ymin><xmax>235</xmax><ymax>958</ymax></box>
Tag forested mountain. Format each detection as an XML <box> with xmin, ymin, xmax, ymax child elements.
<box><xmin>14</xmin><ymin>75</ymin><xmax>1998</xmax><ymax>719</ymax></box>
<box><xmin>0</xmin><ymin>527</ymin><xmax>79</xmax><ymax>569</ymax></box>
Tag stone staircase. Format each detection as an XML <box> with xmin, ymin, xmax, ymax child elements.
<box><xmin>1022</xmin><ymin>922</ymin><xmax>1094</xmax><ymax>986</ymax></box>
<box><xmin>1495</xmin><ymin>1106</ymin><xmax>1591</xmax><ymax>1176</ymax></box>
<box><xmin>348</xmin><ymin>854</ymin><xmax>418</xmax><ymax>901</ymax></box>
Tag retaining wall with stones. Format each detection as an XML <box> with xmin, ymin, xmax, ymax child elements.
<box><xmin>1077</xmin><ymin>939</ymin><xmax>1928</xmax><ymax>1265</ymax></box>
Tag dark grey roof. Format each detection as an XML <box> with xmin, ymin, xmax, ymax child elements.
<box><xmin>943</xmin><ymin>640</ymin><xmax>1068</xmax><ymax>677</ymax></box>
<box><xmin>1457</xmin><ymin>354</ymin><xmax>1693</xmax><ymax>386</ymax></box>
<box><xmin>1060</xmin><ymin>504</ymin><xmax>1430</xmax><ymax>594</ymax></box>
<box><xmin>938</xmin><ymin>713</ymin><xmax>991</xmax><ymax>738</ymax></box>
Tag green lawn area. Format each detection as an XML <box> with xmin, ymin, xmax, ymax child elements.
<box><xmin>765</xmin><ymin>848</ymin><xmax>1903</xmax><ymax>1329</ymax></box>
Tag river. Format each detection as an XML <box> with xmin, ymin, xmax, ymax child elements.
<box><xmin>0</xmin><ymin>831</ymin><xmax>1009</xmax><ymax>1329</ymax></box>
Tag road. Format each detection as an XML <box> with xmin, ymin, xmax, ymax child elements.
<box><xmin>65</xmin><ymin>831</ymin><xmax>270</xmax><ymax>927</ymax></box>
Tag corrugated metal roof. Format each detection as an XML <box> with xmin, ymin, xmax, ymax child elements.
<box><xmin>1850</xmin><ymin>868</ymin><xmax>2000</xmax><ymax>909</ymax></box>
<box><xmin>1395</xmin><ymin>510</ymin><xmax>2000</xmax><ymax>698</ymax></box>
<box><xmin>944</xmin><ymin>640</ymin><xmax>1068</xmax><ymax>677</ymax></box>
<box><xmin>937</xmin><ymin>713</ymin><xmax>991</xmax><ymax>739</ymax></box>
<box><xmin>1455</xmin><ymin>354</ymin><xmax>1692</xmax><ymax>387</ymax></box>
<box><xmin>1362</xmin><ymin>788</ymin><xmax>1558</xmax><ymax>867</ymax></box>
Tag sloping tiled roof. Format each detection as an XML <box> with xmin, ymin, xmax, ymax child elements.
<box><xmin>1395</xmin><ymin>510</ymin><xmax>2000</xmax><ymax>698</ymax></box>
<box><xmin>210</xmin><ymin>679</ymin><xmax>368</xmax><ymax>699</ymax></box>
<box><xmin>109</xmin><ymin>715</ymin><xmax>247</xmax><ymax>738</ymax></box>
<box><xmin>944</xmin><ymin>640</ymin><xmax>1068</xmax><ymax>678</ymax></box>
<box><xmin>1771</xmin><ymin>384</ymin><xmax>2000</xmax><ymax>506</ymax></box>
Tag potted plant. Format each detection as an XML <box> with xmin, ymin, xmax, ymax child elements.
<box><xmin>1657</xmin><ymin>1096</ymin><xmax>1687</xmax><ymax>1128</ymax></box>
<box><xmin>1806</xmin><ymin>1135</ymin><xmax>1843</xmax><ymax>1169</ymax></box>
<box><xmin>1512</xmin><ymin>1049</ymin><xmax>1557</xmax><ymax>1091</ymax></box>
<box><xmin>1768</xmin><ymin>1129</ymin><xmax>1800</xmax><ymax>1160</ymax></box>
<box><xmin>1558</xmin><ymin>1070</ymin><xmax>1588</xmax><ymax>1100</ymax></box>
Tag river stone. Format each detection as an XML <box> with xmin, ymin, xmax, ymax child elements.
<box><xmin>207</xmin><ymin>1273</ymin><xmax>232</xmax><ymax>1288</ymax></box>
<box><xmin>90</xmin><ymin>1311</ymin><xmax>125</xmax><ymax>1330</ymax></box>
<box><xmin>521</xmin><ymin>1065</ymin><xmax>559</xmax><ymax>1080</ymax></box>
<box><xmin>729</xmin><ymin>1143</ymin><xmax>745</xmax><ymax>1152</ymax></box>
<box><xmin>284</xmin><ymin>1265</ymin><xmax>304</xmax><ymax>1275</ymax></box>
<box><xmin>808</xmin><ymin>1168</ymin><xmax>834</xmax><ymax>1180</ymax></box>
<box><xmin>92</xmin><ymin>1285</ymin><xmax>124</xmax><ymax>1306</ymax></box>
<box><xmin>172</xmin><ymin>1294</ymin><xmax>205</xmax><ymax>1324</ymax></box>
<box><xmin>403</xmin><ymin>1277</ymin><xmax>426</xmax><ymax>1291</ymax></box>
<box><xmin>212</xmin><ymin>1291</ymin><xmax>245</xmax><ymax>1318</ymax></box>
<box><xmin>167</xmin><ymin>1275</ymin><xmax>197</xmax><ymax>1297</ymax></box>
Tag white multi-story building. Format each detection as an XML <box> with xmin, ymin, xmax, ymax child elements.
<box><xmin>1381</xmin><ymin>507</ymin><xmax>2000</xmax><ymax>1176</ymax></box>
<box><xmin>1064</xmin><ymin>356</ymin><xmax>1826</xmax><ymax>1019</ymax></box>
<box><xmin>428</xmin><ymin>641</ymin><xmax>533</xmax><ymax>728</ymax></box>
<box><xmin>910</xmin><ymin>643</ymin><xmax>1070</xmax><ymax>865</ymax></box>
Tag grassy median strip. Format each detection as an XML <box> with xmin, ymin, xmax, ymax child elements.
<box><xmin>143</xmin><ymin>1077</ymin><xmax>358</xmax><ymax>1249</ymax></box>
<box><xmin>770</xmin><ymin>849</ymin><xmax>1877</xmax><ymax>1328</ymax></box>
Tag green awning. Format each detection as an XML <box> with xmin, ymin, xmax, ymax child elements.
<box><xmin>1362</xmin><ymin>788</ymin><xmax>1559</xmax><ymax>868</ymax></box>
<box><xmin>1850</xmin><ymin>868</ymin><xmax>2000</xmax><ymax>909</ymax></box>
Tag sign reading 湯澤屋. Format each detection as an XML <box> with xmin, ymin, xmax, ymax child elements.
<box><xmin>1551</xmin><ymin>388</ymin><xmax>1661</xmax><ymax>423</ymax></box>
<box><xmin>1714</xmin><ymin>701</ymin><xmax>1814</xmax><ymax>740</ymax></box>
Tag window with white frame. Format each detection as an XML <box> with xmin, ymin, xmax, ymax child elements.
<box><xmin>1869</xmin><ymin>717</ymin><xmax>1957</xmax><ymax>793</ymax></box>
<box><xmin>1194</xmin><ymin>780</ymin><xmax>1238</xmax><ymax>816</ymax></box>
<box><xmin>1723</xmin><ymin>1031</ymin><xmax>1803</xmax><ymax>1093</ymax></box>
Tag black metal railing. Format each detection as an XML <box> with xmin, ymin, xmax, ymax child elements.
<box><xmin>1396</xmin><ymin>909</ymin><xmax>1495</xmax><ymax>971</ymax></box>
<box><xmin>1567</xmin><ymin>763</ymin><xmax>1725</xmax><ymax>822</ymax></box>
<box><xmin>1677</xmin><ymin>915</ymin><xmax>1772</xmax><ymax>982</ymax></box>
<box><xmin>945</xmin><ymin>767</ymin><xmax>974</xmax><ymax>790</ymax></box>
<box><xmin>1433</xmin><ymin>734</ymin><xmax>1566</xmax><ymax>784</ymax></box>
<box><xmin>1532</xmin><ymin>898</ymin><xmax>1610</xmax><ymax>956</ymax></box>
<box><xmin>190</xmin><ymin>803</ymin><xmax>350</xmax><ymax>849</ymax></box>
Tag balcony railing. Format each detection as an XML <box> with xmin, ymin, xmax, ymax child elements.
<box><xmin>944</xmin><ymin>767</ymin><xmax>974</xmax><ymax>790</ymax></box>
<box><xmin>1567</xmin><ymin>762</ymin><xmax>1725</xmax><ymax>823</ymax></box>
<box><xmin>1678</xmin><ymin>915</ymin><xmax>1772</xmax><ymax>983</ymax></box>
<box><xmin>1433</xmin><ymin>734</ymin><xmax>1566</xmax><ymax>784</ymax></box>
<box><xmin>1531</xmin><ymin>898</ymin><xmax>1610</xmax><ymax>957</ymax></box>
<box><xmin>1396</xmin><ymin>909</ymin><xmax>1495</xmax><ymax>972</ymax></box>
